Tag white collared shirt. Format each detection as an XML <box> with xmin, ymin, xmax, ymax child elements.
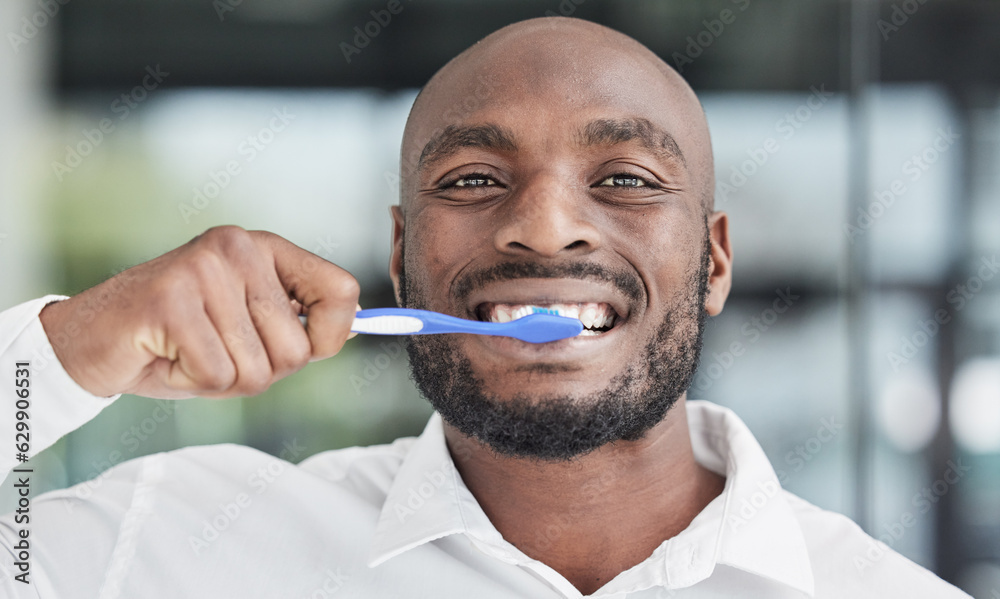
<box><xmin>0</xmin><ymin>296</ymin><xmax>971</xmax><ymax>598</ymax></box>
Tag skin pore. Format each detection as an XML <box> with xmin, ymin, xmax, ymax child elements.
<box><xmin>388</xmin><ymin>17</ymin><xmax>733</xmax><ymax>595</ymax></box>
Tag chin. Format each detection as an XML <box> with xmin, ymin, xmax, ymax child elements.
<box><xmin>472</xmin><ymin>365</ymin><xmax>620</xmax><ymax>403</ymax></box>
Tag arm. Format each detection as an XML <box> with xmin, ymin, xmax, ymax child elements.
<box><xmin>0</xmin><ymin>296</ymin><xmax>120</xmax><ymax>485</ymax></box>
<box><xmin>1</xmin><ymin>226</ymin><xmax>359</xmax><ymax>480</ymax></box>
<box><xmin>0</xmin><ymin>227</ymin><xmax>360</xmax><ymax>594</ymax></box>
<box><xmin>0</xmin><ymin>296</ymin><xmax>124</xmax><ymax>596</ymax></box>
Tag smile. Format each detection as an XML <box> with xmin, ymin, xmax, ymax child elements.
<box><xmin>476</xmin><ymin>302</ymin><xmax>619</xmax><ymax>336</ymax></box>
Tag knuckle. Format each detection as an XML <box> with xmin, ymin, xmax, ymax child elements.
<box><xmin>236</xmin><ymin>366</ymin><xmax>273</xmax><ymax>397</ymax></box>
<box><xmin>201</xmin><ymin>224</ymin><xmax>248</xmax><ymax>243</ymax></box>
<box><xmin>231</xmin><ymin>317</ymin><xmax>261</xmax><ymax>346</ymax></box>
<box><xmin>315</xmin><ymin>335</ymin><xmax>348</xmax><ymax>360</ymax></box>
<box><xmin>149</xmin><ymin>276</ymin><xmax>196</xmax><ymax>319</ymax></box>
<box><xmin>292</xmin><ymin>336</ymin><xmax>314</xmax><ymax>364</ymax></box>
<box><xmin>275</xmin><ymin>337</ymin><xmax>312</xmax><ymax>374</ymax></box>
<box><xmin>291</xmin><ymin>253</ymin><xmax>325</xmax><ymax>283</ymax></box>
<box><xmin>185</xmin><ymin>248</ymin><xmax>226</xmax><ymax>282</ymax></box>
<box><xmin>200</xmin><ymin>365</ymin><xmax>236</xmax><ymax>393</ymax></box>
<box><xmin>330</xmin><ymin>274</ymin><xmax>361</xmax><ymax>302</ymax></box>
<box><xmin>198</xmin><ymin>226</ymin><xmax>256</xmax><ymax>261</ymax></box>
<box><xmin>248</xmin><ymin>293</ymin><xmax>284</xmax><ymax>320</ymax></box>
<box><xmin>247</xmin><ymin>229</ymin><xmax>279</xmax><ymax>245</ymax></box>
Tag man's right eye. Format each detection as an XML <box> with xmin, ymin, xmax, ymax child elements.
<box><xmin>452</xmin><ymin>174</ymin><xmax>497</xmax><ymax>187</ymax></box>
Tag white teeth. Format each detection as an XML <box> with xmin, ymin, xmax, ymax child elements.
<box><xmin>486</xmin><ymin>302</ymin><xmax>617</xmax><ymax>330</ymax></box>
<box><xmin>560</xmin><ymin>304</ymin><xmax>581</xmax><ymax>320</ymax></box>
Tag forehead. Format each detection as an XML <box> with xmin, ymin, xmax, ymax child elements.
<box><xmin>403</xmin><ymin>34</ymin><xmax>703</xmax><ymax>170</ymax></box>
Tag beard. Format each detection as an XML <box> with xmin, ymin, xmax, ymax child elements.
<box><xmin>399</xmin><ymin>231</ymin><xmax>711</xmax><ymax>462</ymax></box>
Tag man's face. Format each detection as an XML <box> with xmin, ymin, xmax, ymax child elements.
<box><xmin>390</xmin><ymin>21</ymin><xmax>727</xmax><ymax>460</ymax></box>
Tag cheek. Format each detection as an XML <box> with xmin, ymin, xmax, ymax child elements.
<box><xmin>604</xmin><ymin>207</ymin><xmax>702</xmax><ymax>305</ymax></box>
<box><xmin>406</xmin><ymin>209</ymin><xmax>486</xmax><ymax>305</ymax></box>
<box><xmin>605</xmin><ymin>200</ymin><xmax>697</xmax><ymax>249</ymax></box>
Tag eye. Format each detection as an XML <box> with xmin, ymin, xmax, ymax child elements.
<box><xmin>452</xmin><ymin>174</ymin><xmax>498</xmax><ymax>187</ymax></box>
<box><xmin>598</xmin><ymin>174</ymin><xmax>649</xmax><ymax>188</ymax></box>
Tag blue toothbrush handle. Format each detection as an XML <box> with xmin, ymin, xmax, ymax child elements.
<box><xmin>351</xmin><ymin>308</ymin><xmax>583</xmax><ymax>343</ymax></box>
<box><xmin>354</xmin><ymin>308</ymin><xmax>495</xmax><ymax>335</ymax></box>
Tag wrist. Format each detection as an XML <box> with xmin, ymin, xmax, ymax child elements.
<box><xmin>39</xmin><ymin>298</ymin><xmax>106</xmax><ymax>397</ymax></box>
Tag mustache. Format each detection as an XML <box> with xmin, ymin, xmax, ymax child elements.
<box><xmin>453</xmin><ymin>261</ymin><xmax>645</xmax><ymax>306</ymax></box>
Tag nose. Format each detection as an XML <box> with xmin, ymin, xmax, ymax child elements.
<box><xmin>493</xmin><ymin>173</ymin><xmax>601</xmax><ymax>257</ymax></box>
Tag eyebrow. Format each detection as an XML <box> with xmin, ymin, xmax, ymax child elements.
<box><xmin>418</xmin><ymin>124</ymin><xmax>518</xmax><ymax>169</ymax></box>
<box><xmin>416</xmin><ymin>117</ymin><xmax>685</xmax><ymax>171</ymax></box>
<box><xmin>579</xmin><ymin>118</ymin><xmax>686</xmax><ymax>166</ymax></box>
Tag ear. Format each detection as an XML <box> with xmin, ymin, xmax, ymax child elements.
<box><xmin>704</xmin><ymin>211</ymin><xmax>733</xmax><ymax>316</ymax></box>
<box><xmin>389</xmin><ymin>205</ymin><xmax>405</xmax><ymax>306</ymax></box>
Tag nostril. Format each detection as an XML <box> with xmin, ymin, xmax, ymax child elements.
<box><xmin>564</xmin><ymin>240</ymin><xmax>588</xmax><ymax>250</ymax></box>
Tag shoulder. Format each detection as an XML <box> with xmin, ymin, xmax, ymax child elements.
<box><xmin>781</xmin><ymin>491</ymin><xmax>972</xmax><ymax>598</ymax></box>
<box><xmin>26</xmin><ymin>437</ymin><xmax>420</xmax><ymax>521</ymax></box>
<box><xmin>29</xmin><ymin>443</ymin><xmax>295</xmax><ymax>516</ymax></box>
<box><xmin>0</xmin><ymin>443</ymin><xmax>295</xmax><ymax>594</ymax></box>
<box><xmin>297</xmin><ymin>435</ymin><xmax>418</xmax><ymax>498</ymax></box>
<box><xmin>137</xmin><ymin>436</ymin><xmax>423</xmax><ymax>507</ymax></box>
<box><xmin>5</xmin><ymin>440</ymin><xmax>422</xmax><ymax>591</ymax></box>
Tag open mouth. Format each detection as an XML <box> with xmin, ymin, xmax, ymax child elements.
<box><xmin>475</xmin><ymin>302</ymin><xmax>620</xmax><ymax>336</ymax></box>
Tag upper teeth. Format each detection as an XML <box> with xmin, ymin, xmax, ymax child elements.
<box><xmin>486</xmin><ymin>303</ymin><xmax>616</xmax><ymax>329</ymax></box>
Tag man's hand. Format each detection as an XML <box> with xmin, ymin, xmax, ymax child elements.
<box><xmin>39</xmin><ymin>226</ymin><xmax>360</xmax><ymax>400</ymax></box>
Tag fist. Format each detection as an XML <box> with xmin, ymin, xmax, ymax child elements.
<box><xmin>40</xmin><ymin>226</ymin><xmax>360</xmax><ymax>399</ymax></box>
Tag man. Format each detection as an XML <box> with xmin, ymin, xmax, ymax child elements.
<box><xmin>0</xmin><ymin>17</ymin><xmax>969</xmax><ymax>598</ymax></box>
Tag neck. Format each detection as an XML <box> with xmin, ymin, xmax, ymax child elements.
<box><xmin>443</xmin><ymin>398</ymin><xmax>726</xmax><ymax>596</ymax></box>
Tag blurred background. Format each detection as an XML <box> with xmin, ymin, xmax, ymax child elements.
<box><xmin>0</xmin><ymin>0</ymin><xmax>998</xmax><ymax>595</ymax></box>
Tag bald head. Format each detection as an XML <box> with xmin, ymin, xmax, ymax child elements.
<box><xmin>399</xmin><ymin>17</ymin><xmax>715</xmax><ymax>213</ymax></box>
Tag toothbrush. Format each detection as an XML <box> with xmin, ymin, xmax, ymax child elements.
<box><xmin>299</xmin><ymin>307</ymin><xmax>583</xmax><ymax>343</ymax></box>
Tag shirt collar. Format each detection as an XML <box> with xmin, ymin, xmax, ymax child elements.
<box><xmin>368</xmin><ymin>401</ymin><xmax>815</xmax><ymax>597</ymax></box>
<box><xmin>688</xmin><ymin>400</ymin><xmax>816</xmax><ymax>596</ymax></box>
<box><xmin>367</xmin><ymin>413</ymin><xmax>468</xmax><ymax>567</ymax></box>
